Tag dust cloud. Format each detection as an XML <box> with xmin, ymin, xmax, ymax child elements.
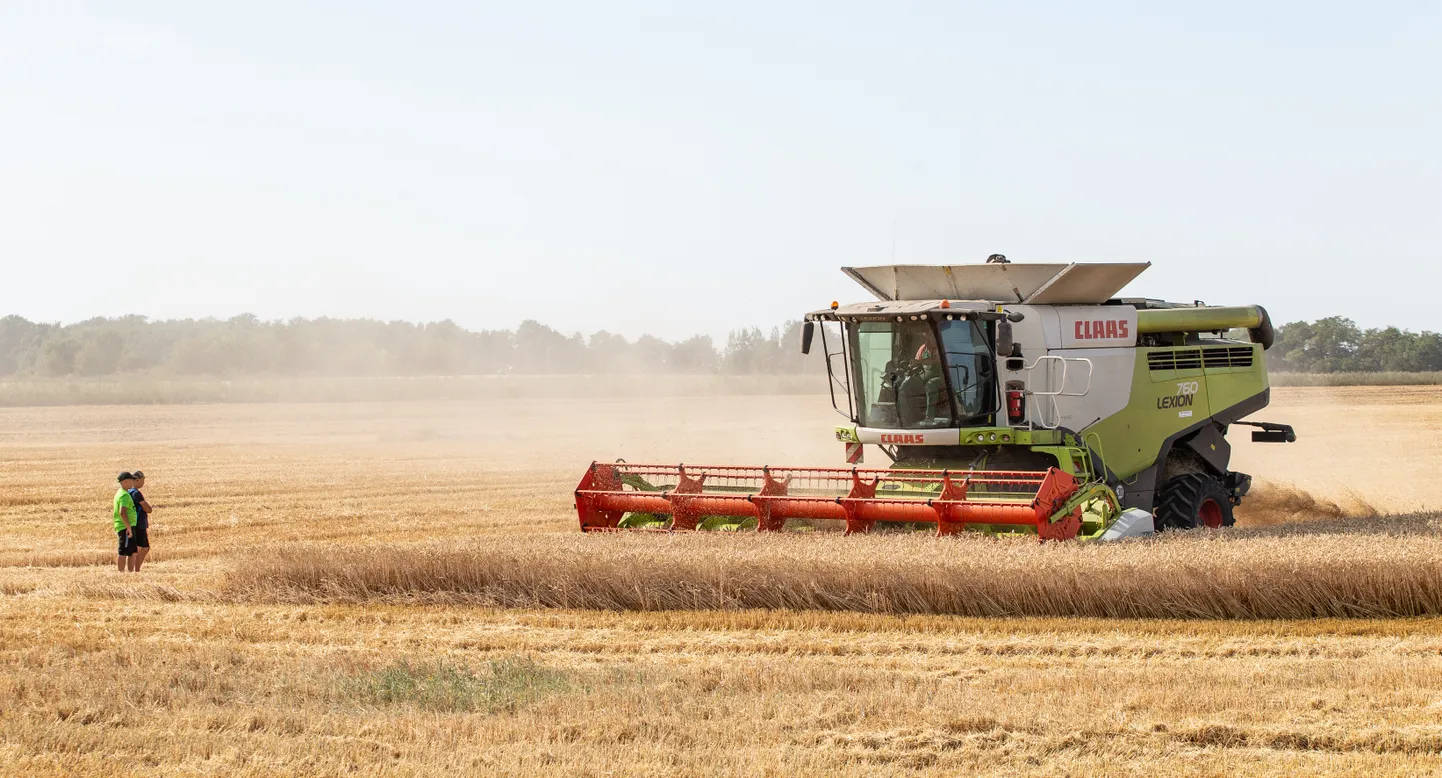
<box><xmin>2</xmin><ymin>383</ymin><xmax>1433</xmax><ymax>521</ymax></box>
<box><xmin>1234</xmin><ymin>481</ymin><xmax>1380</xmax><ymax>527</ymax></box>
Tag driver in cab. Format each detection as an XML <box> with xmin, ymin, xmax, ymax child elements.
<box><xmin>896</xmin><ymin>341</ymin><xmax>950</xmax><ymax>428</ymax></box>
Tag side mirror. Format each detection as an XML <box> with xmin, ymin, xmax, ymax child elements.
<box><xmin>800</xmin><ymin>321</ymin><xmax>815</xmax><ymax>355</ymax></box>
<box><xmin>995</xmin><ymin>320</ymin><xmax>1013</xmax><ymax>359</ymax></box>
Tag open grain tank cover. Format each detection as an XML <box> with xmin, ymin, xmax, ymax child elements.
<box><xmin>842</xmin><ymin>262</ymin><xmax>1151</xmax><ymax>304</ymax></box>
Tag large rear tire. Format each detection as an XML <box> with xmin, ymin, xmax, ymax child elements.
<box><xmin>1156</xmin><ymin>474</ymin><xmax>1235</xmax><ymax>530</ymax></box>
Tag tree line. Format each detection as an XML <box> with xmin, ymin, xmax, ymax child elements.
<box><xmin>0</xmin><ymin>313</ymin><xmax>1436</xmax><ymax>378</ymax></box>
<box><xmin>0</xmin><ymin>315</ymin><xmax>818</xmax><ymax>377</ymax></box>
<box><xmin>1269</xmin><ymin>317</ymin><xmax>1442</xmax><ymax>373</ymax></box>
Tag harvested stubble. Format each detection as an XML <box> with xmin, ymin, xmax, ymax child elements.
<box><xmin>229</xmin><ymin>514</ymin><xmax>1442</xmax><ymax>619</ymax></box>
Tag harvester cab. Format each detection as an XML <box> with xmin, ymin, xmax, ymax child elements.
<box><xmin>576</xmin><ymin>259</ymin><xmax>1294</xmax><ymax>540</ymax></box>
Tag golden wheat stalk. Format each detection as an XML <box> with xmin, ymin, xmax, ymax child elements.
<box><xmin>228</xmin><ymin>516</ymin><xmax>1442</xmax><ymax>619</ymax></box>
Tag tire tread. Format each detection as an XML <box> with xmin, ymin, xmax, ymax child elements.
<box><xmin>1156</xmin><ymin>473</ymin><xmax>1235</xmax><ymax>530</ymax></box>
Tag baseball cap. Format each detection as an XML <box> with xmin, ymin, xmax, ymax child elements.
<box><xmin>117</xmin><ymin>472</ymin><xmax>134</xmax><ymax>482</ymax></box>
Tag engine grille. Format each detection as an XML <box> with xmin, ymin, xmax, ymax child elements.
<box><xmin>1148</xmin><ymin>346</ymin><xmax>1254</xmax><ymax>372</ymax></box>
<box><xmin>1147</xmin><ymin>349</ymin><xmax>1202</xmax><ymax>371</ymax></box>
<box><xmin>1203</xmin><ymin>346</ymin><xmax>1255</xmax><ymax>369</ymax></box>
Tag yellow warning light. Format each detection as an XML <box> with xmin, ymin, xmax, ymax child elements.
<box><xmin>940</xmin><ymin>300</ymin><xmax>951</xmax><ymax>309</ymax></box>
<box><xmin>830</xmin><ymin>301</ymin><xmax>839</xmax><ymax>310</ymax></box>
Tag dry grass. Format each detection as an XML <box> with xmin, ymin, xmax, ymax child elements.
<box><xmin>0</xmin><ymin>371</ymin><xmax>1437</xmax><ymax>408</ymax></box>
<box><xmin>7</xmin><ymin>596</ymin><xmax>1442</xmax><ymax>777</ymax></box>
<box><xmin>5</xmin><ymin>389</ymin><xmax>1442</xmax><ymax>775</ymax></box>
<box><xmin>227</xmin><ymin>521</ymin><xmax>1442</xmax><ymax>619</ymax></box>
<box><xmin>0</xmin><ymin>373</ymin><xmax>819</xmax><ymax>406</ymax></box>
<box><xmin>1271</xmin><ymin>371</ymin><xmax>1442</xmax><ymax>387</ymax></box>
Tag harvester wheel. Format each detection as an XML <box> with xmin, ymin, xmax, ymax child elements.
<box><xmin>1156</xmin><ymin>474</ymin><xmax>1235</xmax><ymax>530</ymax></box>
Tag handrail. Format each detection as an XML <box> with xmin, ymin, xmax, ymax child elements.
<box><xmin>1083</xmin><ymin>430</ymin><xmax>1108</xmax><ymax>483</ymax></box>
<box><xmin>1020</xmin><ymin>356</ymin><xmax>1094</xmax><ymax>429</ymax></box>
<box><xmin>1026</xmin><ymin>355</ymin><xmax>1094</xmax><ymax>398</ymax></box>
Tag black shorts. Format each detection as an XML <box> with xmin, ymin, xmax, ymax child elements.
<box><xmin>131</xmin><ymin>526</ymin><xmax>150</xmax><ymax>549</ymax></box>
<box><xmin>117</xmin><ymin>530</ymin><xmax>137</xmax><ymax>556</ymax></box>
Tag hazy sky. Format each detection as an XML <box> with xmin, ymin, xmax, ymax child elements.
<box><xmin>2</xmin><ymin>1</ymin><xmax>1438</xmax><ymax>340</ymax></box>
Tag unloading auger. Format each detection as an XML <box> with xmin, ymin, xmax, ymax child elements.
<box><xmin>575</xmin><ymin>259</ymin><xmax>1295</xmax><ymax>540</ymax></box>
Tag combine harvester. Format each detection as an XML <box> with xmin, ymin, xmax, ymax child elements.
<box><xmin>576</xmin><ymin>259</ymin><xmax>1295</xmax><ymax>540</ymax></box>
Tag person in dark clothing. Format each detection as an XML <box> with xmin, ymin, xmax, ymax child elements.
<box><xmin>114</xmin><ymin>472</ymin><xmax>137</xmax><ymax>571</ymax></box>
<box><xmin>127</xmin><ymin>470</ymin><xmax>154</xmax><ymax>572</ymax></box>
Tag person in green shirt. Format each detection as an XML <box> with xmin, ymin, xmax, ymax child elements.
<box><xmin>114</xmin><ymin>472</ymin><xmax>138</xmax><ymax>572</ymax></box>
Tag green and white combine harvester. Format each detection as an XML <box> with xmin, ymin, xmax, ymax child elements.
<box><xmin>575</xmin><ymin>259</ymin><xmax>1296</xmax><ymax>540</ymax></box>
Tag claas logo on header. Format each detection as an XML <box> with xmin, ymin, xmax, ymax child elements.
<box><xmin>1074</xmin><ymin>319</ymin><xmax>1130</xmax><ymax>340</ymax></box>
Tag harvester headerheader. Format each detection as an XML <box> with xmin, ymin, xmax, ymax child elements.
<box><xmin>576</xmin><ymin>258</ymin><xmax>1294</xmax><ymax>540</ymax></box>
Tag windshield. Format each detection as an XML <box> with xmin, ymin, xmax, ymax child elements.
<box><xmin>937</xmin><ymin>318</ymin><xmax>997</xmax><ymax>423</ymax></box>
<box><xmin>851</xmin><ymin>320</ymin><xmax>953</xmax><ymax>429</ymax></box>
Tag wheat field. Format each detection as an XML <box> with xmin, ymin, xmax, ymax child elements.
<box><xmin>229</xmin><ymin>526</ymin><xmax>1442</xmax><ymax>619</ymax></box>
<box><xmin>4</xmin><ymin>387</ymin><xmax>1442</xmax><ymax>776</ymax></box>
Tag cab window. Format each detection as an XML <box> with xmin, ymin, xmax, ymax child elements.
<box><xmin>852</xmin><ymin>321</ymin><xmax>952</xmax><ymax>429</ymax></box>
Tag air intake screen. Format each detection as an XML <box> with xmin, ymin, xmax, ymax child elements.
<box><xmin>1147</xmin><ymin>349</ymin><xmax>1202</xmax><ymax>371</ymax></box>
<box><xmin>1148</xmin><ymin>347</ymin><xmax>1253</xmax><ymax>372</ymax></box>
<box><xmin>1203</xmin><ymin>346</ymin><xmax>1255</xmax><ymax>369</ymax></box>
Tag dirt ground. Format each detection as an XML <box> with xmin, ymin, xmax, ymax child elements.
<box><xmin>2</xmin><ymin>386</ymin><xmax>1441</xmax><ymax>776</ymax></box>
<box><xmin>1230</xmin><ymin>386</ymin><xmax>1442</xmax><ymax>514</ymax></box>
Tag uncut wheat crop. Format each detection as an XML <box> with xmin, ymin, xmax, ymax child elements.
<box><xmin>227</xmin><ymin>513</ymin><xmax>1442</xmax><ymax>619</ymax></box>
